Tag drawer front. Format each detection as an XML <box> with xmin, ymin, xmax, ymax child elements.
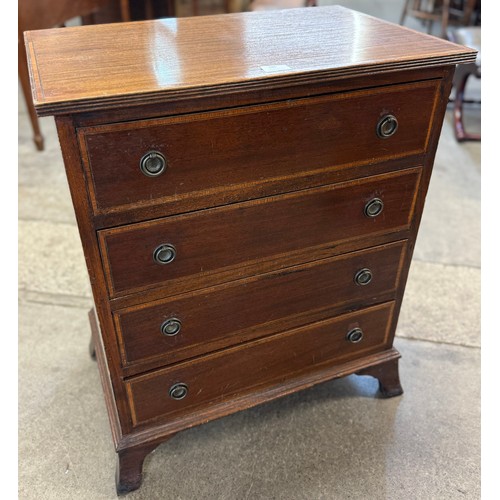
<box><xmin>100</xmin><ymin>169</ymin><xmax>419</xmax><ymax>297</ymax></box>
<box><xmin>125</xmin><ymin>301</ymin><xmax>395</xmax><ymax>426</ymax></box>
<box><xmin>80</xmin><ymin>80</ymin><xmax>438</xmax><ymax>215</ymax></box>
<box><xmin>115</xmin><ymin>241</ymin><xmax>406</xmax><ymax>369</ymax></box>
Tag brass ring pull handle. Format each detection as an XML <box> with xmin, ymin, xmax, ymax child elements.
<box><xmin>346</xmin><ymin>327</ymin><xmax>364</xmax><ymax>343</ymax></box>
<box><xmin>364</xmin><ymin>198</ymin><xmax>384</xmax><ymax>217</ymax></box>
<box><xmin>140</xmin><ymin>151</ymin><xmax>167</xmax><ymax>177</ymax></box>
<box><xmin>169</xmin><ymin>383</ymin><xmax>188</xmax><ymax>400</ymax></box>
<box><xmin>161</xmin><ymin>318</ymin><xmax>182</xmax><ymax>336</ymax></box>
<box><xmin>376</xmin><ymin>115</ymin><xmax>398</xmax><ymax>138</ymax></box>
<box><xmin>354</xmin><ymin>268</ymin><xmax>373</xmax><ymax>286</ymax></box>
<box><xmin>153</xmin><ymin>244</ymin><xmax>176</xmax><ymax>265</ymax></box>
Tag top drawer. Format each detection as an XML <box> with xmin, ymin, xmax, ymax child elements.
<box><xmin>78</xmin><ymin>80</ymin><xmax>439</xmax><ymax>216</ymax></box>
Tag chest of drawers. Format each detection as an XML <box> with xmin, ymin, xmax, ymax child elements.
<box><xmin>25</xmin><ymin>6</ymin><xmax>475</xmax><ymax>494</ymax></box>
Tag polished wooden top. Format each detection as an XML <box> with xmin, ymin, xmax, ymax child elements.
<box><xmin>25</xmin><ymin>6</ymin><xmax>476</xmax><ymax>115</ymax></box>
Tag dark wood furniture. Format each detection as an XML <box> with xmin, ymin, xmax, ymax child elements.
<box><xmin>18</xmin><ymin>0</ymin><xmax>131</xmax><ymax>151</ymax></box>
<box><xmin>249</xmin><ymin>0</ymin><xmax>316</xmax><ymax>11</ymax></box>
<box><xmin>400</xmin><ymin>0</ymin><xmax>478</xmax><ymax>37</ymax></box>
<box><xmin>24</xmin><ymin>6</ymin><xmax>475</xmax><ymax>494</ymax></box>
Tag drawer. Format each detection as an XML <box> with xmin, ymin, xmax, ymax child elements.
<box><xmin>80</xmin><ymin>80</ymin><xmax>438</xmax><ymax>216</ymax></box>
<box><xmin>115</xmin><ymin>241</ymin><xmax>406</xmax><ymax>371</ymax></box>
<box><xmin>125</xmin><ymin>301</ymin><xmax>395</xmax><ymax>426</ymax></box>
<box><xmin>100</xmin><ymin>168</ymin><xmax>419</xmax><ymax>297</ymax></box>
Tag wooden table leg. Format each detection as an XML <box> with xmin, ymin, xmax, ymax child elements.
<box><xmin>88</xmin><ymin>309</ymin><xmax>98</xmax><ymax>360</ymax></box>
<box><xmin>116</xmin><ymin>441</ymin><xmax>169</xmax><ymax>495</ymax></box>
<box><xmin>18</xmin><ymin>35</ymin><xmax>44</xmax><ymax>151</ymax></box>
<box><xmin>357</xmin><ymin>357</ymin><xmax>404</xmax><ymax>398</ymax></box>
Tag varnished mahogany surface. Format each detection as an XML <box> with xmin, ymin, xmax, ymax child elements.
<box><xmin>23</xmin><ymin>5</ymin><xmax>475</xmax><ymax>493</ymax></box>
<box><xmin>81</xmin><ymin>82</ymin><xmax>435</xmax><ymax>217</ymax></box>
<box><xmin>115</xmin><ymin>241</ymin><xmax>407</xmax><ymax>374</ymax></box>
<box><xmin>25</xmin><ymin>6</ymin><xmax>475</xmax><ymax>115</ymax></box>
<box><xmin>126</xmin><ymin>302</ymin><xmax>395</xmax><ymax>427</ymax></box>
<box><xmin>100</xmin><ymin>169</ymin><xmax>419</xmax><ymax>298</ymax></box>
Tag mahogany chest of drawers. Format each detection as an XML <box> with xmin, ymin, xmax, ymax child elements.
<box><xmin>25</xmin><ymin>6</ymin><xmax>475</xmax><ymax>494</ymax></box>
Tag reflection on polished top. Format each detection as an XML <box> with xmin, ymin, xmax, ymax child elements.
<box><xmin>25</xmin><ymin>5</ymin><xmax>476</xmax><ymax>115</ymax></box>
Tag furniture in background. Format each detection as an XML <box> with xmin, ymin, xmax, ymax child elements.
<box><xmin>19</xmin><ymin>0</ymin><xmax>131</xmax><ymax>151</ymax></box>
<box><xmin>448</xmin><ymin>26</ymin><xmax>481</xmax><ymax>141</ymax></box>
<box><xmin>400</xmin><ymin>0</ymin><xmax>479</xmax><ymax>37</ymax></box>
<box><xmin>25</xmin><ymin>6</ymin><xmax>475</xmax><ymax>494</ymax></box>
<box><xmin>400</xmin><ymin>0</ymin><xmax>481</xmax><ymax>142</ymax></box>
<box><xmin>249</xmin><ymin>0</ymin><xmax>315</xmax><ymax>11</ymax></box>
<box><xmin>190</xmin><ymin>0</ymin><xmax>231</xmax><ymax>16</ymax></box>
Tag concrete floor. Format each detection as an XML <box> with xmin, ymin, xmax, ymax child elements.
<box><xmin>19</xmin><ymin>1</ymin><xmax>481</xmax><ymax>498</ymax></box>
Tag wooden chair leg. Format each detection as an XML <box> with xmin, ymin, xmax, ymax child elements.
<box><xmin>440</xmin><ymin>0</ymin><xmax>451</xmax><ymax>39</ymax></box>
<box><xmin>399</xmin><ymin>0</ymin><xmax>411</xmax><ymax>25</ymax></box>
<box><xmin>426</xmin><ymin>18</ymin><xmax>434</xmax><ymax>34</ymax></box>
<box><xmin>145</xmin><ymin>0</ymin><xmax>155</xmax><ymax>19</ymax></box>
<box><xmin>120</xmin><ymin>0</ymin><xmax>131</xmax><ymax>21</ymax></box>
<box><xmin>454</xmin><ymin>70</ymin><xmax>481</xmax><ymax>142</ymax></box>
<box><xmin>357</xmin><ymin>357</ymin><xmax>403</xmax><ymax>398</ymax></box>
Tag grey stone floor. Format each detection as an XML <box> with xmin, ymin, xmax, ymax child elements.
<box><xmin>19</xmin><ymin>2</ymin><xmax>480</xmax><ymax>499</ymax></box>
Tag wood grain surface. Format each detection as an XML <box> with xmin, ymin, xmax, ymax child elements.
<box><xmin>125</xmin><ymin>301</ymin><xmax>395</xmax><ymax>426</ymax></box>
<box><xmin>26</xmin><ymin>4</ymin><xmax>469</xmax><ymax>491</ymax></box>
<box><xmin>115</xmin><ymin>240</ymin><xmax>407</xmax><ymax>374</ymax></box>
<box><xmin>24</xmin><ymin>5</ymin><xmax>476</xmax><ymax>115</ymax></box>
<box><xmin>81</xmin><ymin>81</ymin><xmax>435</xmax><ymax>216</ymax></box>
<box><xmin>99</xmin><ymin>169</ymin><xmax>419</xmax><ymax>297</ymax></box>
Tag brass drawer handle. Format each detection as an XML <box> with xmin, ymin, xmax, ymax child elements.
<box><xmin>140</xmin><ymin>151</ymin><xmax>167</xmax><ymax>177</ymax></box>
<box><xmin>169</xmin><ymin>383</ymin><xmax>188</xmax><ymax>400</ymax></box>
<box><xmin>161</xmin><ymin>318</ymin><xmax>182</xmax><ymax>336</ymax></box>
<box><xmin>153</xmin><ymin>244</ymin><xmax>176</xmax><ymax>265</ymax></box>
<box><xmin>376</xmin><ymin>114</ymin><xmax>398</xmax><ymax>138</ymax></box>
<box><xmin>354</xmin><ymin>268</ymin><xmax>373</xmax><ymax>286</ymax></box>
<box><xmin>346</xmin><ymin>327</ymin><xmax>364</xmax><ymax>343</ymax></box>
<box><xmin>364</xmin><ymin>198</ymin><xmax>384</xmax><ymax>217</ymax></box>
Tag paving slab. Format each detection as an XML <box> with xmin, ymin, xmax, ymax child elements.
<box><xmin>18</xmin><ymin>105</ymin><xmax>75</xmax><ymax>225</ymax></box>
<box><xmin>414</xmin><ymin>114</ymin><xmax>480</xmax><ymax>268</ymax></box>
<box><xmin>397</xmin><ymin>259</ymin><xmax>480</xmax><ymax>347</ymax></box>
<box><xmin>18</xmin><ymin>220</ymin><xmax>92</xmax><ymax>301</ymax></box>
